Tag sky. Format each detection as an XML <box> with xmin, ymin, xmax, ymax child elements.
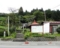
<box><xmin>0</xmin><ymin>0</ymin><xmax>60</xmax><ymax>13</ymax></box>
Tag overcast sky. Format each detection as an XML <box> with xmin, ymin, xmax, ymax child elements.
<box><xmin>0</xmin><ymin>0</ymin><xmax>60</xmax><ymax>13</ymax></box>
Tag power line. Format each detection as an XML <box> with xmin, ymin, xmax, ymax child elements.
<box><xmin>52</xmin><ymin>4</ymin><xmax>60</xmax><ymax>9</ymax></box>
<box><xmin>44</xmin><ymin>4</ymin><xmax>60</xmax><ymax>21</ymax></box>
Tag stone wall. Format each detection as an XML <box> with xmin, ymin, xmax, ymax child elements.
<box><xmin>27</xmin><ymin>37</ymin><xmax>60</xmax><ymax>41</ymax></box>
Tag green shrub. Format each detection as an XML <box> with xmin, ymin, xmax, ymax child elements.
<box><xmin>23</xmin><ymin>28</ymin><xmax>30</xmax><ymax>34</ymax></box>
<box><xmin>24</xmin><ymin>32</ymin><xmax>31</xmax><ymax>39</ymax></box>
<box><xmin>44</xmin><ymin>33</ymin><xmax>56</xmax><ymax>38</ymax></box>
<box><xmin>9</xmin><ymin>26</ymin><xmax>15</xmax><ymax>33</ymax></box>
<box><xmin>56</xmin><ymin>27</ymin><xmax>60</xmax><ymax>33</ymax></box>
<box><xmin>0</xmin><ymin>28</ymin><xmax>8</xmax><ymax>37</ymax></box>
<box><xmin>44</xmin><ymin>33</ymin><xmax>51</xmax><ymax>37</ymax></box>
<box><xmin>31</xmin><ymin>33</ymin><xmax>42</xmax><ymax>37</ymax></box>
<box><xmin>45</xmin><ymin>35</ymin><xmax>56</xmax><ymax>38</ymax></box>
<box><xmin>2</xmin><ymin>32</ymin><xmax>16</xmax><ymax>39</ymax></box>
<box><xmin>10</xmin><ymin>32</ymin><xmax>16</xmax><ymax>38</ymax></box>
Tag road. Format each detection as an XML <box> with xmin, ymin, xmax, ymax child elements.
<box><xmin>0</xmin><ymin>41</ymin><xmax>60</xmax><ymax>48</ymax></box>
<box><xmin>0</xmin><ymin>45</ymin><xmax>60</xmax><ymax>48</ymax></box>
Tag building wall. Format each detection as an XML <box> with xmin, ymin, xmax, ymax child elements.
<box><xmin>31</xmin><ymin>25</ymin><xmax>43</xmax><ymax>33</ymax></box>
<box><xmin>31</xmin><ymin>23</ymin><xmax>50</xmax><ymax>33</ymax></box>
<box><xmin>52</xmin><ymin>26</ymin><xmax>58</xmax><ymax>32</ymax></box>
<box><xmin>50</xmin><ymin>23</ymin><xmax>60</xmax><ymax>33</ymax></box>
<box><xmin>43</xmin><ymin>22</ymin><xmax>50</xmax><ymax>33</ymax></box>
<box><xmin>50</xmin><ymin>25</ymin><xmax>53</xmax><ymax>33</ymax></box>
<box><xmin>31</xmin><ymin>22</ymin><xmax>60</xmax><ymax>34</ymax></box>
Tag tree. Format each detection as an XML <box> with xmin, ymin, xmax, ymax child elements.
<box><xmin>18</xmin><ymin>7</ymin><xmax>24</xmax><ymax>16</ymax></box>
<box><xmin>21</xmin><ymin>15</ymin><xmax>35</xmax><ymax>23</ymax></box>
<box><xmin>56</xmin><ymin>27</ymin><xmax>60</xmax><ymax>33</ymax></box>
<box><xmin>50</xmin><ymin>10</ymin><xmax>60</xmax><ymax>21</ymax></box>
<box><xmin>24</xmin><ymin>10</ymin><xmax>30</xmax><ymax>15</ymax></box>
<box><xmin>31</xmin><ymin>8</ymin><xmax>38</xmax><ymax>15</ymax></box>
<box><xmin>45</xmin><ymin>9</ymin><xmax>53</xmax><ymax>21</ymax></box>
<box><xmin>33</xmin><ymin>10</ymin><xmax>44</xmax><ymax>21</ymax></box>
<box><xmin>8</xmin><ymin>8</ymin><xmax>19</xmax><ymax>34</ymax></box>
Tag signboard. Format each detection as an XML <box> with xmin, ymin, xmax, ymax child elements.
<box><xmin>31</xmin><ymin>26</ymin><xmax>43</xmax><ymax>33</ymax></box>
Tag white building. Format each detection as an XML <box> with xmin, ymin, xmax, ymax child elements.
<box><xmin>31</xmin><ymin>21</ymin><xmax>60</xmax><ymax>33</ymax></box>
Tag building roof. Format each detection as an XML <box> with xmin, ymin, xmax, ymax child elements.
<box><xmin>50</xmin><ymin>21</ymin><xmax>60</xmax><ymax>24</ymax></box>
<box><xmin>43</xmin><ymin>21</ymin><xmax>60</xmax><ymax>23</ymax></box>
<box><xmin>31</xmin><ymin>20</ymin><xmax>39</xmax><ymax>25</ymax></box>
<box><xmin>43</xmin><ymin>21</ymin><xmax>60</xmax><ymax>25</ymax></box>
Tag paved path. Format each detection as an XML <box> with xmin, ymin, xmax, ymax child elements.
<box><xmin>0</xmin><ymin>41</ymin><xmax>60</xmax><ymax>46</ymax></box>
<box><xmin>0</xmin><ymin>45</ymin><xmax>60</xmax><ymax>48</ymax></box>
<box><xmin>0</xmin><ymin>41</ymin><xmax>60</xmax><ymax>48</ymax></box>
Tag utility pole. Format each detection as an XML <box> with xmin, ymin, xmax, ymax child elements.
<box><xmin>19</xmin><ymin>16</ymin><xmax>20</xmax><ymax>28</ymax></box>
<box><xmin>8</xmin><ymin>16</ymin><xmax>10</xmax><ymax>36</ymax></box>
<box><xmin>44</xmin><ymin>11</ymin><xmax>46</xmax><ymax>22</ymax></box>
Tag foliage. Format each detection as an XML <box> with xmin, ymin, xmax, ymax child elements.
<box><xmin>0</xmin><ymin>26</ymin><xmax>8</xmax><ymax>37</ymax></box>
<box><xmin>44</xmin><ymin>33</ymin><xmax>56</xmax><ymax>38</ymax></box>
<box><xmin>1</xmin><ymin>32</ymin><xmax>16</xmax><ymax>40</ymax></box>
<box><xmin>18</xmin><ymin>7</ymin><xmax>24</xmax><ymax>15</ymax></box>
<box><xmin>31</xmin><ymin>33</ymin><xmax>42</xmax><ymax>37</ymax></box>
<box><xmin>56</xmin><ymin>27</ymin><xmax>60</xmax><ymax>33</ymax></box>
<box><xmin>0</xmin><ymin>26</ymin><xmax>7</xmax><ymax>30</ymax></box>
<box><xmin>33</xmin><ymin>10</ymin><xmax>44</xmax><ymax>21</ymax></box>
<box><xmin>24</xmin><ymin>31</ymin><xmax>42</xmax><ymax>39</ymax></box>
<box><xmin>8</xmin><ymin>32</ymin><xmax>16</xmax><ymax>38</ymax></box>
<box><xmin>24</xmin><ymin>10</ymin><xmax>30</xmax><ymax>15</ymax></box>
<box><xmin>24</xmin><ymin>32</ymin><xmax>31</xmax><ymax>39</ymax></box>
<box><xmin>54</xmin><ymin>33</ymin><xmax>60</xmax><ymax>36</ymax></box>
<box><xmin>9</xmin><ymin>26</ymin><xmax>15</xmax><ymax>33</ymax></box>
<box><xmin>0</xmin><ymin>17</ymin><xmax>7</xmax><ymax>26</ymax></box>
<box><xmin>0</xmin><ymin>7</ymin><xmax>60</xmax><ymax>38</ymax></box>
<box><xmin>0</xmin><ymin>17</ymin><xmax>6</xmax><ymax>21</ymax></box>
<box><xmin>0</xmin><ymin>28</ymin><xmax>8</xmax><ymax>37</ymax></box>
<box><xmin>21</xmin><ymin>15</ymin><xmax>35</xmax><ymax>23</ymax></box>
<box><xmin>0</xmin><ymin>28</ymin><xmax>4</xmax><ymax>36</ymax></box>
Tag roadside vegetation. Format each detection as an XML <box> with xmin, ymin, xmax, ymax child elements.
<box><xmin>23</xmin><ymin>28</ymin><xmax>60</xmax><ymax>39</ymax></box>
<box><xmin>0</xmin><ymin>7</ymin><xmax>60</xmax><ymax>40</ymax></box>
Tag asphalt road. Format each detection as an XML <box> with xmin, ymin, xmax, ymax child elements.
<box><xmin>0</xmin><ymin>41</ymin><xmax>60</xmax><ymax>48</ymax></box>
<box><xmin>0</xmin><ymin>45</ymin><xmax>60</xmax><ymax>48</ymax></box>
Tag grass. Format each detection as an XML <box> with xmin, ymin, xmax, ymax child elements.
<box><xmin>24</xmin><ymin>31</ymin><xmax>31</xmax><ymax>39</ymax></box>
<box><xmin>24</xmin><ymin>31</ymin><xmax>60</xmax><ymax>39</ymax></box>
<box><xmin>31</xmin><ymin>33</ymin><xmax>42</xmax><ymax>37</ymax></box>
<box><xmin>53</xmin><ymin>33</ymin><xmax>60</xmax><ymax>37</ymax></box>
<box><xmin>2</xmin><ymin>32</ymin><xmax>16</xmax><ymax>40</ymax></box>
<box><xmin>0</xmin><ymin>26</ymin><xmax>7</xmax><ymax>30</ymax></box>
<box><xmin>0</xmin><ymin>17</ymin><xmax>6</xmax><ymax>21</ymax></box>
<box><xmin>16</xmin><ymin>26</ymin><xmax>22</xmax><ymax>30</ymax></box>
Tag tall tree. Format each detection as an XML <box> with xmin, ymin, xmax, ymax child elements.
<box><xmin>52</xmin><ymin>10</ymin><xmax>60</xmax><ymax>21</ymax></box>
<box><xmin>24</xmin><ymin>10</ymin><xmax>30</xmax><ymax>15</ymax></box>
<box><xmin>18</xmin><ymin>7</ymin><xmax>24</xmax><ymax>16</ymax></box>
<box><xmin>20</xmin><ymin>15</ymin><xmax>35</xmax><ymax>23</ymax></box>
<box><xmin>33</xmin><ymin>10</ymin><xmax>44</xmax><ymax>21</ymax></box>
<box><xmin>45</xmin><ymin>9</ymin><xmax>52</xmax><ymax>21</ymax></box>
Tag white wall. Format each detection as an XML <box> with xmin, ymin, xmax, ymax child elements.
<box><xmin>31</xmin><ymin>26</ymin><xmax>43</xmax><ymax>33</ymax></box>
<box><xmin>43</xmin><ymin>22</ymin><xmax>50</xmax><ymax>33</ymax></box>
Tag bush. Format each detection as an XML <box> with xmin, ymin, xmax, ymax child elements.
<box><xmin>31</xmin><ymin>33</ymin><xmax>42</xmax><ymax>37</ymax></box>
<box><xmin>1</xmin><ymin>32</ymin><xmax>16</xmax><ymax>40</ymax></box>
<box><xmin>24</xmin><ymin>32</ymin><xmax>31</xmax><ymax>39</ymax></box>
<box><xmin>44</xmin><ymin>33</ymin><xmax>56</xmax><ymax>38</ymax></box>
<box><xmin>9</xmin><ymin>26</ymin><xmax>15</xmax><ymax>33</ymax></box>
<box><xmin>23</xmin><ymin>28</ymin><xmax>30</xmax><ymax>34</ymax></box>
<box><xmin>10</xmin><ymin>32</ymin><xmax>16</xmax><ymax>38</ymax></box>
<box><xmin>24</xmin><ymin>32</ymin><xmax>43</xmax><ymax>39</ymax></box>
<box><xmin>56</xmin><ymin>27</ymin><xmax>60</xmax><ymax>33</ymax></box>
<box><xmin>0</xmin><ymin>28</ymin><xmax>8</xmax><ymax>37</ymax></box>
<box><xmin>44</xmin><ymin>33</ymin><xmax>51</xmax><ymax>36</ymax></box>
